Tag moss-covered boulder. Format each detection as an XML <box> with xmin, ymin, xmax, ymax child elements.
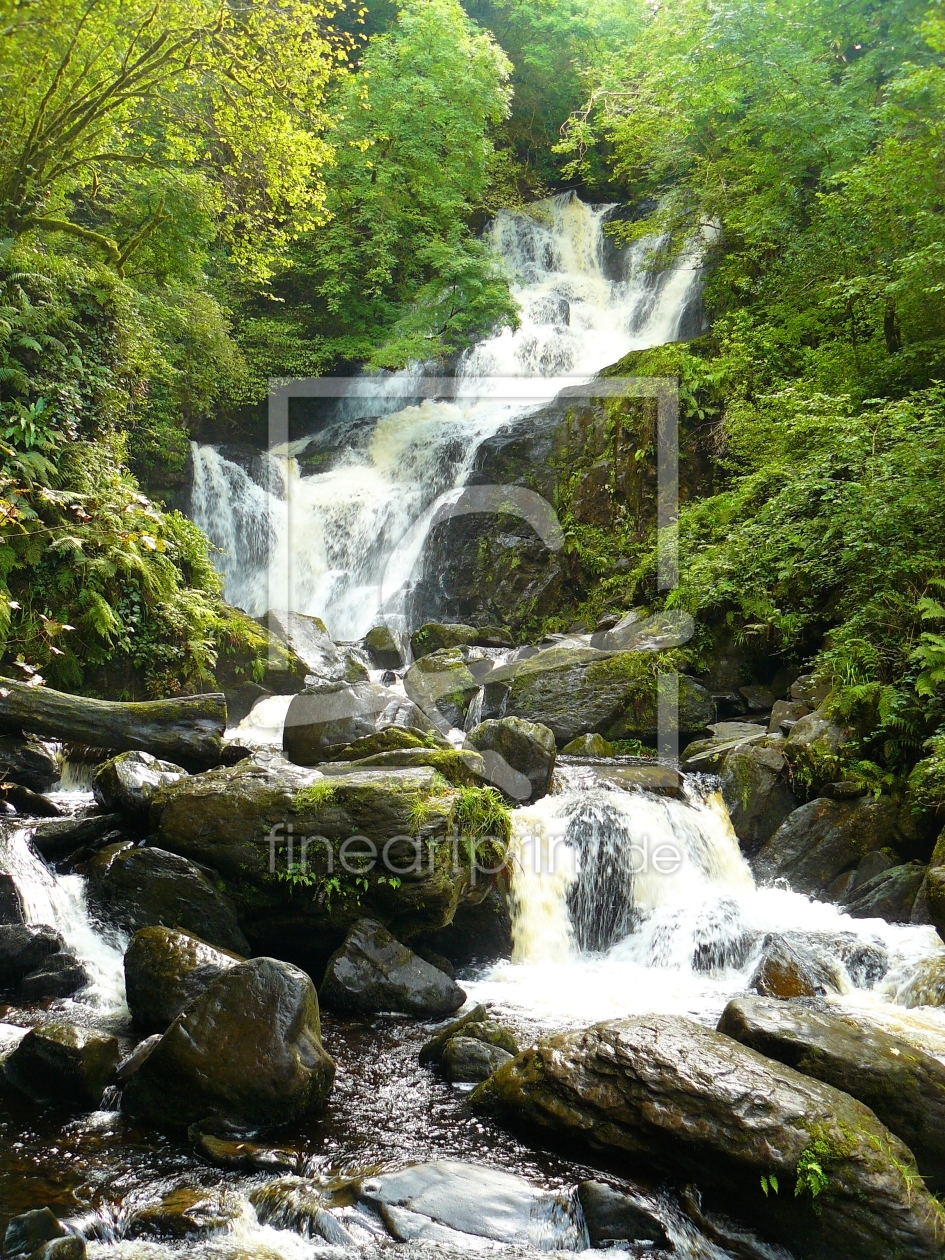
<box><xmin>213</xmin><ymin>606</ymin><xmax>312</xmax><ymax>724</ymax></box>
<box><xmin>472</xmin><ymin>1015</ymin><xmax>945</xmax><ymax>1260</ymax></box>
<box><xmin>465</xmin><ymin>717</ymin><xmax>556</xmax><ymax>802</ymax></box>
<box><xmin>151</xmin><ymin>759</ymin><xmax>491</xmax><ymax>970</ymax></box>
<box><xmin>752</xmin><ymin>796</ymin><xmax>901</xmax><ymax>897</ymax></box>
<box><xmin>719</xmin><ymin>996</ymin><xmax>945</xmax><ymax>1193</ymax></box>
<box><xmin>721</xmin><ymin>744</ymin><xmax>799</xmax><ymax>855</ymax></box>
<box><xmin>403</xmin><ymin>648</ymin><xmax>480</xmax><ymax>730</ymax></box>
<box><xmin>363</xmin><ymin>624</ymin><xmax>405</xmax><ymax>671</ymax></box>
<box><xmin>410</xmin><ymin>622</ymin><xmax>513</xmax><ymax>658</ymax></box>
<box><xmin>324</xmin><ymin>746</ymin><xmax>486</xmax><ymax>786</ymax></box>
<box><xmin>121</xmin><ymin>957</ymin><xmax>335</xmax><ymax>1131</ymax></box>
<box><xmin>124</xmin><ymin>926</ymin><xmax>244</xmax><ymax>1033</ymax></box>
<box><xmin>480</xmin><ymin>646</ymin><xmax>712</xmax><ymax>746</ymax></box>
<box><xmin>4</xmin><ymin>1022</ymin><xmax>120</xmax><ymax>1109</ymax></box>
<box><xmin>561</xmin><ymin>733</ymin><xmax>615</xmax><ymax>757</ymax></box>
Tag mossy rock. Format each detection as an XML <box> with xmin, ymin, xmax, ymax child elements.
<box><xmin>561</xmin><ymin>733</ymin><xmax>615</xmax><ymax>757</ymax></box>
<box><xmin>403</xmin><ymin>648</ymin><xmax>480</xmax><ymax>730</ymax></box>
<box><xmin>411</xmin><ymin>623</ymin><xmax>512</xmax><ymax>659</ymax></box>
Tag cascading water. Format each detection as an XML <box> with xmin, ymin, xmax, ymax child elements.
<box><xmin>189</xmin><ymin>193</ymin><xmax>708</xmax><ymax>639</ymax></box>
<box><xmin>468</xmin><ymin>777</ymin><xmax>945</xmax><ymax>1053</ymax></box>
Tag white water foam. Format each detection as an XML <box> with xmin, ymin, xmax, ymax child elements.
<box><xmin>189</xmin><ymin>193</ymin><xmax>708</xmax><ymax>638</ymax></box>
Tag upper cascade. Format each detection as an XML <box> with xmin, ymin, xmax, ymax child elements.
<box><xmin>189</xmin><ymin>193</ymin><xmax>707</xmax><ymax>639</ymax></box>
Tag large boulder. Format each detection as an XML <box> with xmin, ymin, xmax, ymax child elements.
<box><xmin>3</xmin><ymin>1022</ymin><xmax>120</xmax><ymax>1109</ymax></box>
<box><xmin>123</xmin><ymin>926</ymin><xmax>244</xmax><ymax>1033</ymax></box>
<box><xmin>121</xmin><ymin>957</ymin><xmax>335</xmax><ymax>1130</ymax></box>
<box><xmin>87</xmin><ymin>843</ymin><xmax>249</xmax><ymax>954</ymax></box>
<box><xmin>403</xmin><ymin>648</ymin><xmax>480</xmax><ymax>731</ymax></box>
<box><xmin>480</xmin><ymin>646</ymin><xmax>712</xmax><ymax>745</ymax></box>
<box><xmin>282</xmin><ymin>680</ymin><xmax>394</xmax><ymax>764</ymax></box>
<box><xmin>840</xmin><ymin>862</ymin><xmax>926</xmax><ymax>923</ymax></box>
<box><xmin>749</xmin><ymin>930</ymin><xmax>888</xmax><ymax>998</ymax></box>
<box><xmin>151</xmin><ymin>759</ymin><xmax>476</xmax><ymax>964</ymax></box>
<box><xmin>720</xmin><ymin>744</ymin><xmax>799</xmax><ymax>854</ymax></box>
<box><xmin>92</xmin><ymin>750</ymin><xmax>187</xmax><ymax>825</ymax></box>
<box><xmin>752</xmin><ymin>796</ymin><xmax>901</xmax><ymax>897</ymax></box>
<box><xmin>320</xmin><ymin>919</ymin><xmax>466</xmax><ymax>1017</ymax></box>
<box><xmin>267</xmin><ymin>610</ymin><xmax>368</xmax><ymax>684</ymax></box>
<box><xmin>0</xmin><ymin>737</ymin><xmax>60</xmax><ymax>793</ymax></box>
<box><xmin>465</xmin><ymin>717</ymin><xmax>556</xmax><ymax>802</ymax></box>
<box><xmin>354</xmin><ymin>1161</ymin><xmax>587</xmax><ymax>1249</ymax></box>
<box><xmin>786</xmin><ymin>706</ymin><xmax>851</xmax><ymax>756</ymax></box>
<box><xmin>363</xmin><ymin>624</ymin><xmax>405</xmax><ymax>671</ymax></box>
<box><xmin>719</xmin><ymin>996</ymin><xmax>945</xmax><ymax>1193</ymax></box>
<box><xmin>415</xmin><ymin>885</ymin><xmax>513</xmax><ymax>968</ymax></box>
<box><xmin>473</xmin><ymin>1015</ymin><xmax>945</xmax><ymax>1260</ymax></box>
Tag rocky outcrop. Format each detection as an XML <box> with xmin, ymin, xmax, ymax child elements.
<box><xmin>465</xmin><ymin>717</ymin><xmax>556</xmax><ymax>802</ymax></box>
<box><xmin>121</xmin><ymin>957</ymin><xmax>335</xmax><ymax>1130</ymax></box>
<box><xmin>3</xmin><ymin>1022</ymin><xmax>120</xmax><ymax>1109</ymax></box>
<box><xmin>283</xmin><ymin>679</ymin><xmax>396</xmax><ymax>764</ymax></box>
<box><xmin>480</xmin><ymin>646</ymin><xmax>712</xmax><ymax>745</ymax></box>
<box><xmin>353</xmin><ymin>1161</ymin><xmax>588</xmax><ymax>1249</ymax></box>
<box><xmin>151</xmin><ymin>759</ymin><xmax>478</xmax><ymax>966</ymax></box>
<box><xmin>752</xmin><ymin>796</ymin><xmax>900</xmax><ymax>897</ymax></box>
<box><xmin>320</xmin><ymin>919</ymin><xmax>466</xmax><ymax>1017</ymax></box>
<box><xmin>87</xmin><ymin>843</ymin><xmax>249</xmax><ymax>954</ymax></box>
<box><xmin>719</xmin><ymin>996</ymin><xmax>945</xmax><ymax>1193</ymax></box>
<box><xmin>92</xmin><ymin>750</ymin><xmax>187</xmax><ymax>825</ymax></box>
<box><xmin>0</xmin><ymin>677</ymin><xmax>227</xmax><ymax>771</ymax></box>
<box><xmin>123</xmin><ymin>926</ymin><xmax>244</xmax><ymax>1033</ymax></box>
<box><xmin>472</xmin><ymin>1015</ymin><xmax>945</xmax><ymax>1260</ymax></box>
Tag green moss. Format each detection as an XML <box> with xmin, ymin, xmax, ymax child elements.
<box><xmin>294</xmin><ymin>781</ymin><xmax>338</xmax><ymax>811</ymax></box>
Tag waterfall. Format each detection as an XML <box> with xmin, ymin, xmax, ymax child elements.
<box><xmin>188</xmin><ymin>193</ymin><xmax>708</xmax><ymax>639</ymax></box>
<box><xmin>0</xmin><ymin>826</ymin><xmax>127</xmax><ymax>1016</ymax></box>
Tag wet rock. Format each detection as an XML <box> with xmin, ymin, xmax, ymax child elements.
<box><xmin>749</xmin><ymin>931</ymin><xmax>888</xmax><ymax>998</ymax></box>
<box><xmin>325</xmin><ymin>745</ymin><xmax>485</xmax><ymax>786</ymax></box>
<box><xmin>720</xmin><ymin>996</ymin><xmax>945</xmax><ymax>1193</ymax></box>
<box><xmin>410</xmin><ymin>623</ymin><xmax>513</xmax><ymax>658</ymax></box>
<box><xmin>416</xmin><ymin>885</ymin><xmax>513</xmax><ymax>968</ymax></box>
<box><xmin>738</xmin><ymin>685</ymin><xmax>775</xmax><ymax>713</ymax></box>
<box><xmin>121</xmin><ymin>957</ymin><xmax>335</xmax><ymax>1130</ymax></box>
<box><xmin>0</xmin><ymin>738</ymin><xmax>59</xmax><ymax>793</ymax></box>
<box><xmin>441</xmin><ymin>1035</ymin><xmax>513</xmax><ymax>1082</ymax></box>
<box><xmin>92</xmin><ymin>750</ymin><xmax>187</xmax><ymax>825</ymax></box>
<box><xmin>31</xmin><ymin>814</ymin><xmax>123</xmax><ymax>863</ymax></box>
<box><xmin>115</xmin><ymin>1034</ymin><xmax>162</xmax><ymax>1084</ymax></box>
<box><xmin>0</xmin><ymin>924</ymin><xmax>63</xmax><ymax>988</ymax></box>
<box><xmin>250</xmin><ymin>1177</ymin><xmax>358</xmax><ymax>1244</ymax></box>
<box><xmin>403</xmin><ymin>648</ymin><xmax>479</xmax><ymax>731</ymax></box>
<box><xmin>363</xmin><ymin>625</ymin><xmax>405</xmax><ymax>671</ymax></box>
<box><xmin>752</xmin><ymin>796</ymin><xmax>900</xmax><ymax>897</ymax></box>
<box><xmin>577</xmin><ymin>1181</ymin><xmax>670</xmax><ymax>1249</ymax></box>
<box><xmin>189</xmin><ymin>1125</ymin><xmax>296</xmax><ymax>1172</ymax></box>
<box><xmin>3</xmin><ymin>1209</ymin><xmax>85</xmax><ymax>1260</ymax></box>
<box><xmin>267</xmin><ymin>610</ymin><xmax>368</xmax><ymax>684</ymax></box>
<box><xmin>124</xmin><ymin>926</ymin><xmax>244</xmax><ymax>1033</ymax></box>
<box><xmin>828</xmin><ymin>848</ymin><xmax>897</xmax><ymax>901</ymax></box>
<box><xmin>482</xmin><ymin>646</ymin><xmax>713</xmax><ymax>745</ymax></box>
<box><xmin>472</xmin><ymin>1014</ymin><xmax>945</xmax><ymax>1260</ymax></box>
<box><xmin>418</xmin><ymin>1004</ymin><xmax>489</xmax><ymax>1065</ymax></box>
<box><xmin>18</xmin><ymin>950</ymin><xmax>89</xmax><ymax>1001</ymax></box>
<box><xmin>560</xmin><ymin>732</ymin><xmax>615</xmax><ymax>757</ymax></box>
<box><xmin>327</xmin><ymin>727</ymin><xmax>442</xmax><ymax>760</ymax></box>
<box><xmin>283</xmin><ymin>679</ymin><xmax>396</xmax><ymax>764</ymax></box>
<box><xmin>680</xmin><ymin>724</ymin><xmax>768</xmax><ymax>772</ymax></box>
<box><xmin>321</xmin><ymin>919</ymin><xmax>466</xmax><ymax>1017</ymax></box>
<box><xmin>0</xmin><ymin>872</ymin><xmax>24</xmax><ymax>926</ymax></box>
<box><xmin>355</xmin><ymin>1161</ymin><xmax>588</xmax><ymax>1249</ymax></box>
<box><xmin>412</xmin><ymin>944</ymin><xmax>455</xmax><ymax>977</ymax></box>
<box><xmin>376</xmin><ymin>695</ymin><xmax>440</xmax><ymax>737</ymax></box>
<box><xmin>87</xmin><ymin>843</ymin><xmax>249</xmax><ymax>954</ymax></box>
<box><xmin>721</xmin><ymin>744</ymin><xmax>799</xmax><ymax>854</ymax></box>
<box><xmin>129</xmin><ymin>1187</ymin><xmax>245</xmax><ymax>1239</ymax></box>
<box><xmin>841</xmin><ymin>862</ymin><xmax>926</xmax><ymax>923</ymax></box>
<box><xmin>0</xmin><ymin>784</ymin><xmax>61</xmax><ymax>817</ymax></box>
<box><xmin>3</xmin><ymin>1022</ymin><xmax>120</xmax><ymax>1108</ymax></box>
<box><xmin>465</xmin><ymin>717</ymin><xmax>556</xmax><ymax>802</ymax></box>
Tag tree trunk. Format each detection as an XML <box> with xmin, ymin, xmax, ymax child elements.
<box><xmin>0</xmin><ymin>679</ymin><xmax>227</xmax><ymax>771</ymax></box>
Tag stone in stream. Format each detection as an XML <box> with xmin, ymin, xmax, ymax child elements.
<box><xmin>465</xmin><ymin>717</ymin><xmax>556</xmax><ymax>802</ymax></box>
<box><xmin>363</xmin><ymin>624</ymin><xmax>405</xmax><ymax>671</ymax></box>
<box><xmin>0</xmin><ymin>924</ymin><xmax>62</xmax><ymax>987</ymax></box>
<box><xmin>92</xmin><ymin>750</ymin><xmax>187</xmax><ymax>825</ymax></box>
<box><xmin>355</xmin><ymin>1160</ymin><xmax>588</xmax><ymax>1249</ymax></box>
<box><xmin>31</xmin><ymin>813</ymin><xmax>123</xmax><ymax>863</ymax></box>
<box><xmin>719</xmin><ymin>995</ymin><xmax>945</xmax><ymax>1193</ymax></box>
<box><xmin>472</xmin><ymin>1014</ymin><xmax>945</xmax><ymax>1260</ymax></box>
<box><xmin>749</xmin><ymin>930</ymin><xmax>888</xmax><ymax>998</ymax></box>
<box><xmin>720</xmin><ymin>744</ymin><xmax>799</xmax><ymax>854</ymax></box>
<box><xmin>560</xmin><ymin>732</ymin><xmax>615</xmax><ymax>756</ymax></box>
<box><xmin>577</xmin><ymin>1181</ymin><xmax>670</xmax><ymax>1250</ymax></box>
<box><xmin>3</xmin><ymin>1022</ymin><xmax>120</xmax><ymax>1109</ymax></box>
<box><xmin>18</xmin><ymin>948</ymin><xmax>89</xmax><ymax>1002</ymax></box>
<box><xmin>752</xmin><ymin>795</ymin><xmax>901</xmax><ymax>897</ymax></box>
<box><xmin>87</xmin><ymin>842</ymin><xmax>249</xmax><ymax>954</ymax></box>
<box><xmin>123</xmin><ymin>926</ymin><xmax>244</xmax><ymax>1033</ymax></box>
<box><xmin>480</xmin><ymin>645</ymin><xmax>713</xmax><ymax>745</ymax></box>
<box><xmin>403</xmin><ymin>647</ymin><xmax>480</xmax><ymax>732</ymax></box>
<box><xmin>840</xmin><ymin>861</ymin><xmax>926</xmax><ymax>922</ymax></box>
<box><xmin>320</xmin><ymin>919</ymin><xmax>466</xmax><ymax>1017</ymax></box>
<box><xmin>0</xmin><ymin>737</ymin><xmax>60</xmax><ymax>793</ymax></box>
<box><xmin>3</xmin><ymin>1209</ymin><xmax>85</xmax><ymax>1260</ymax></box>
<box><xmin>410</xmin><ymin>622</ymin><xmax>513</xmax><ymax>658</ymax></box>
<box><xmin>282</xmin><ymin>679</ymin><xmax>395</xmax><ymax>764</ymax></box>
<box><xmin>418</xmin><ymin>1003</ymin><xmax>489</xmax><ymax>1065</ymax></box>
<box><xmin>128</xmin><ymin>1187</ymin><xmax>246</xmax><ymax>1239</ymax></box>
<box><xmin>188</xmin><ymin>1125</ymin><xmax>296</xmax><ymax>1172</ymax></box>
<box><xmin>0</xmin><ymin>869</ymin><xmax>24</xmax><ymax>924</ymax></box>
<box><xmin>0</xmin><ymin>783</ymin><xmax>62</xmax><ymax>817</ymax></box>
<box><xmin>441</xmin><ymin>1035</ymin><xmax>514</xmax><ymax>1083</ymax></box>
<box><xmin>121</xmin><ymin>957</ymin><xmax>335</xmax><ymax>1130</ymax></box>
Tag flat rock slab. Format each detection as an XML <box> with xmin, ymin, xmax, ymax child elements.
<box><xmin>719</xmin><ymin>996</ymin><xmax>945</xmax><ymax>1193</ymax></box>
<box><xmin>355</xmin><ymin>1161</ymin><xmax>587</xmax><ymax>1250</ymax></box>
<box><xmin>472</xmin><ymin>1014</ymin><xmax>945</xmax><ymax>1260</ymax></box>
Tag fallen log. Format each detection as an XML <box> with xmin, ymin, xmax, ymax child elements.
<box><xmin>0</xmin><ymin>679</ymin><xmax>227</xmax><ymax>772</ymax></box>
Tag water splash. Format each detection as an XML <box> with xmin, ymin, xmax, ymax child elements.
<box><xmin>189</xmin><ymin>193</ymin><xmax>707</xmax><ymax>638</ymax></box>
